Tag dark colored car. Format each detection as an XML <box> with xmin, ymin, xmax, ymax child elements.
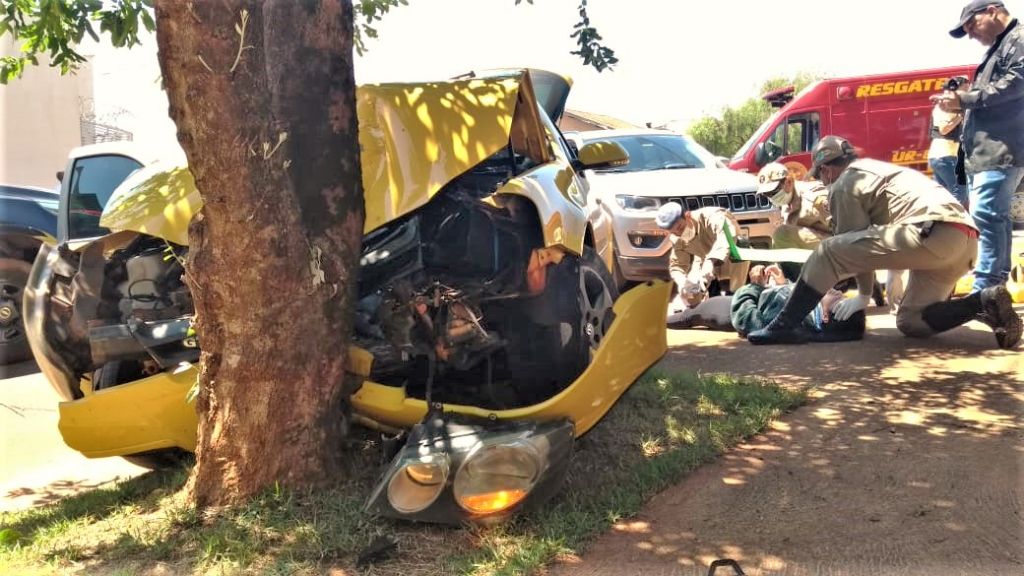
<box><xmin>0</xmin><ymin>184</ymin><xmax>59</xmax><ymax>364</ymax></box>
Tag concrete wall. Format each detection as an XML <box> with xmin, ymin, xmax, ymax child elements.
<box><xmin>0</xmin><ymin>36</ymin><xmax>93</xmax><ymax>189</ymax></box>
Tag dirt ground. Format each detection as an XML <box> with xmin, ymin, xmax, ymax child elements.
<box><xmin>549</xmin><ymin>305</ymin><xmax>1023</xmax><ymax>576</ymax></box>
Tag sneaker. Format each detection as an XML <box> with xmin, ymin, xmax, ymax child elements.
<box><xmin>977</xmin><ymin>286</ymin><xmax>1022</xmax><ymax>349</ymax></box>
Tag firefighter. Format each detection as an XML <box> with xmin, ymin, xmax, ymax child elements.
<box><xmin>656</xmin><ymin>203</ymin><xmax>751</xmax><ymax>312</ymax></box>
<box><xmin>747</xmin><ymin>135</ymin><xmax>1022</xmax><ymax>349</ymax></box>
<box><xmin>755</xmin><ymin>162</ymin><xmax>832</xmax><ymax>250</ymax></box>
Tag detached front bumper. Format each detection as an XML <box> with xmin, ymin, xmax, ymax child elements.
<box><xmin>59</xmin><ymin>364</ymin><xmax>199</xmax><ymax>458</ymax></box>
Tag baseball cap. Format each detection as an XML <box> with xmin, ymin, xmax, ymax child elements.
<box><xmin>756</xmin><ymin>162</ymin><xmax>789</xmax><ymax>195</ymax></box>
<box><xmin>949</xmin><ymin>0</ymin><xmax>1004</xmax><ymax>38</ymax></box>
<box><xmin>809</xmin><ymin>136</ymin><xmax>856</xmax><ymax>178</ymax></box>
<box><xmin>655</xmin><ymin>201</ymin><xmax>683</xmax><ymax>230</ymax></box>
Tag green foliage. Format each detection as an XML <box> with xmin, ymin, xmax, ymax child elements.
<box><xmin>569</xmin><ymin>0</ymin><xmax>617</xmax><ymax>72</ymax></box>
<box><xmin>2</xmin><ymin>0</ymin><xmax>619</xmax><ymax>84</ymax></box>
<box><xmin>353</xmin><ymin>0</ymin><xmax>408</xmax><ymax>56</ymax></box>
<box><xmin>0</xmin><ymin>0</ymin><xmax>154</xmax><ymax>84</ymax></box>
<box><xmin>688</xmin><ymin>72</ymin><xmax>822</xmax><ymax>157</ymax></box>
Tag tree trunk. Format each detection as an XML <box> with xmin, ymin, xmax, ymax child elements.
<box><xmin>153</xmin><ymin>0</ymin><xmax>364</xmax><ymax>507</ymax></box>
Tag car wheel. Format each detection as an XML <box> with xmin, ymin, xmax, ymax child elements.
<box><xmin>93</xmin><ymin>360</ymin><xmax>192</xmax><ymax>470</ymax></box>
<box><xmin>1011</xmin><ymin>180</ymin><xmax>1024</xmax><ymax>230</ymax></box>
<box><xmin>0</xmin><ymin>258</ymin><xmax>34</xmax><ymax>365</ymax></box>
<box><xmin>578</xmin><ymin>246</ymin><xmax>619</xmax><ymax>354</ymax></box>
<box><xmin>511</xmin><ymin>246</ymin><xmax>619</xmax><ymax>400</ymax></box>
<box><xmin>554</xmin><ymin>246</ymin><xmax>619</xmax><ymax>383</ymax></box>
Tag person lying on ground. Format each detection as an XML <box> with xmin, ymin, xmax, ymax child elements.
<box><xmin>732</xmin><ymin>264</ymin><xmax>865</xmax><ymax>342</ymax></box>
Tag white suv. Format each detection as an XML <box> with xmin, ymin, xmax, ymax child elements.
<box><xmin>568</xmin><ymin>128</ymin><xmax>781</xmax><ymax>285</ymax></box>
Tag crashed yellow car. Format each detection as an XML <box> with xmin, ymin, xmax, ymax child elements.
<box><xmin>25</xmin><ymin>69</ymin><xmax>670</xmax><ymax>524</ymax></box>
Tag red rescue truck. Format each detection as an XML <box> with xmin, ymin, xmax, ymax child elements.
<box><xmin>727</xmin><ymin>65</ymin><xmax>1024</xmax><ymax>226</ymax></box>
<box><xmin>729</xmin><ymin>65</ymin><xmax>975</xmax><ymax>179</ymax></box>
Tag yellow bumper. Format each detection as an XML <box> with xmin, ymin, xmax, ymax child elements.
<box><xmin>352</xmin><ymin>280</ymin><xmax>671</xmax><ymax>437</ymax></box>
<box><xmin>57</xmin><ymin>281</ymin><xmax>670</xmax><ymax>457</ymax></box>
<box><xmin>58</xmin><ymin>365</ymin><xmax>199</xmax><ymax>458</ymax></box>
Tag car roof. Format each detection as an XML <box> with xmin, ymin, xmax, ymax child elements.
<box><xmin>0</xmin><ymin>183</ymin><xmax>59</xmax><ymax>200</ymax></box>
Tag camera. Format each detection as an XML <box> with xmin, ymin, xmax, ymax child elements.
<box><xmin>944</xmin><ymin>75</ymin><xmax>969</xmax><ymax>91</ymax></box>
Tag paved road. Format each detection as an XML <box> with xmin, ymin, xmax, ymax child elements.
<box><xmin>551</xmin><ymin>305</ymin><xmax>1023</xmax><ymax>576</ymax></box>
<box><xmin>0</xmin><ymin>360</ymin><xmax>146</xmax><ymax>513</ymax></box>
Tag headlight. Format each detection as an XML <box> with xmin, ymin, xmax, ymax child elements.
<box><xmin>615</xmin><ymin>194</ymin><xmax>661</xmax><ymax>211</ymax></box>
<box><xmin>454</xmin><ymin>442</ymin><xmax>540</xmax><ymax>514</ymax></box>
<box><xmin>386</xmin><ymin>453</ymin><xmax>449</xmax><ymax>514</ymax></box>
<box><xmin>363</xmin><ymin>416</ymin><xmax>574</xmax><ymax>525</ymax></box>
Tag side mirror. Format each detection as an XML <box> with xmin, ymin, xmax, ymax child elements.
<box><xmin>56</xmin><ymin>170</ymin><xmax>64</xmax><ymax>183</ymax></box>
<box><xmin>575</xmin><ymin>140</ymin><xmax>629</xmax><ymax>170</ymax></box>
<box><xmin>753</xmin><ymin>143</ymin><xmax>768</xmax><ymax>167</ymax></box>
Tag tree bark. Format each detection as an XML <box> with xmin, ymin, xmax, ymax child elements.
<box><xmin>153</xmin><ymin>0</ymin><xmax>364</xmax><ymax>507</ymax></box>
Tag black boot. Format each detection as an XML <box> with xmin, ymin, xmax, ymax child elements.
<box><xmin>921</xmin><ymin>292</ymin><xmax>982</xmax><ymax>333</ymax></box>
<box><xmin>871</xmin><ymin>280</ymin><xmax>886</xmax><ymax>307</ymax></box>
<box><xmin>977</xmin><ymin>286</ymin><xmax>1022</xmax><ymax>349</ymax></box>
<box><xmin>748</xmin><ymin>280</ymin><xmax>824</xmax><ymax>345</ymax></box>
<box><xmin>810</xmin><ymin>310</ymin><xmax>866</xmax><ymax>343</ymax></box>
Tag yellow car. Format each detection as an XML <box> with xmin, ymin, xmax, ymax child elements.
<box><xmin>25</xmin><ymin>69</ymin><xmax>670</xmax><ymax>524</ymax></box>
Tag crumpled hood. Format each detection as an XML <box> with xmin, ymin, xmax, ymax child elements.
<box><xmin>589</xmin><ymin>167</ymin><xmax>758</xmax><ymax>198</ymax></box>
<box><xmin>101</xmin><ymin>70</ymin><xmax>550</xmax><ymax>245</ymax></box>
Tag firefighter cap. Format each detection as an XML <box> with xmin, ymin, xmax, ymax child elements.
<box><xmin>756</xmin><ymin>162</ymin><xmax>790</xmax><ymax>195</ymax></box>
<box><xmin>655</xmin><ymin>201</ymin><xmax>684</xmax><ymax>230</ymax></box>
<box><xmin>809</xmin><ymin>136</ymin><xmax>856</xmax><ymax>178</ymax></box>
<box><xmin>950</xmin><ymin>0</ymin><xmax>1004</xmax><ymax>38</ymax></box>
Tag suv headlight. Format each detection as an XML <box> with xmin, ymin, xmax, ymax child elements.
<box><xmin>364</xmin><ymin>416</ymin><xmax>574</xmax><ymax>524</ymax></box>
<box><xmin>615</xmin><ymin>194</ymin><xmax>661</xmax><ymax>211</ymax></box>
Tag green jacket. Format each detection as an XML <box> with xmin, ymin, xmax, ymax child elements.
<box><xmin>730</xmin><ymin>283</ymin><xmax>817</xmax><ymax>337</ymax></box>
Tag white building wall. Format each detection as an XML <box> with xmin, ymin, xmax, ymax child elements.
<box><xmin>0</xmin><ymin>35</ymin><xmax>93</xmax><ymax>189</ymax></box>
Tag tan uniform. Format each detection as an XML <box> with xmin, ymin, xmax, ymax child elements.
<box><xmin>669</xmin><ymin>207</ymin><xmax>751</xmax><ymax>291</ymax></box>
<box><xmin>772</xmin><ymin>180</ymin><xmax>832</xmax><ymax>250</ymax></box>
<box><xmin>802</xmin><ymin>159</ymin><xmax>978</xmax><ymax>336</ymax></box>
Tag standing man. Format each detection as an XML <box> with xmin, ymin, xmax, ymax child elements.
<box><xmin>928</xmin><ymin>76</ymin><xmax>970</xmax><ymax>207</ymax></box>
<box><xmin>655</xmin><ymin>203</ymin><xmax>751</xmax><ymax>311</ymax></box>
<box><xmin>933</xmin><ymin>0</ymin><xmax>1024</xmax><ymax>292</ymax></box>
<box><xmin>748</xmin><ymin>136</ymin><xmax>1021</xmax><ymax>350</ymax></box>
<box><xmin>756</xmin><ymin>162</ymin><xmax>832</xmax><ymax>250</ymax></box>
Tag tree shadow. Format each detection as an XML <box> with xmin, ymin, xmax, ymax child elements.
<box><xmin>559</xmin><ymin>310</ymin><xmax>1023</xmax><ymax>575</ymax></box>
<box><xmin>1</xmin><ymin>466</ymin><xmax>188</xmax><ymax>545</ymax></box>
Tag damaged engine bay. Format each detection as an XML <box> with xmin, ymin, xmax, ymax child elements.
<box><xmin>46</xmin><ymin>146</ymin><xmax>616</xmax><ymax>410</ymax></box>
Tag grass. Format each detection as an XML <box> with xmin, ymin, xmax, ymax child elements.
<box><xmin>0</xmin><ymin>370</ymin><xmax>805</xmax><ymax>575</ymax></box>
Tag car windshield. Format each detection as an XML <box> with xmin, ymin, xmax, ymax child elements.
<box><xmin>732</xmin><ymin>112</ymin><xmax>780</xmax><ymax>161</ymax></box>
<box><xmin>590</xmin><ymin>134</ymin><xmax>716</xmax><ymax>173</ymax></box>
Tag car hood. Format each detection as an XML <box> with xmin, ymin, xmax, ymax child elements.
<box><xmin>100</xmin><ymin>70</ymin><xmax>554</xmax><ymax>245</ymax></box>
<box><xmin>588</xmin><ymin>167</ymin><xmax>758</xmax><ymax>197</ymax></box>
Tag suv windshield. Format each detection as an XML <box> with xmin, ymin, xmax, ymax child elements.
<box><xmin>66</xmin><ymin>154</ymin><xmax>144</xmax><ymax>240</ymax></box>
<box><xmin>592</xmin><ymin>134</ymin><xmax>715</xmax><ymax>173</ymax></box>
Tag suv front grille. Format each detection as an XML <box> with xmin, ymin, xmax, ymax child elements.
<box><xmin>667</xmin><ymin>193</ymin><xmax>770</xmax><ymax>213</ymax></box>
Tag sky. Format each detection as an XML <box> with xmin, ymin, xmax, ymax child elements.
<box><xmin>89</xmin><ymin>0</ymin><xmax>1012</xmax><ymax>158</ymax></box>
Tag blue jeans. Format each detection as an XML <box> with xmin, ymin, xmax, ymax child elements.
<box><xmin>969</xmin><ymin>167</ymin><xmax>1024</xmax><ymax>292</ymax></box>
<box><xmin>929</xmin><ymin>156</ymin><xmax>968</xmax><ymax>206</ymax></box>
